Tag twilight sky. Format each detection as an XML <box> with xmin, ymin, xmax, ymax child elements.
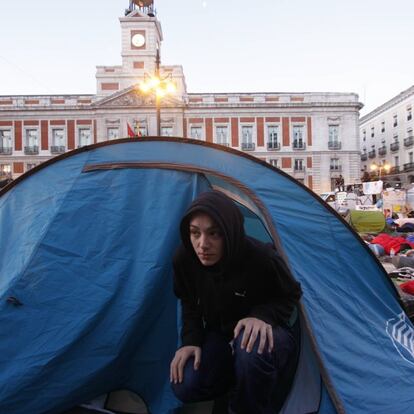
<box><xmin>0</xmin><ymin>0</ymin><xmax>413</xmax><ymax>115</ymax></box>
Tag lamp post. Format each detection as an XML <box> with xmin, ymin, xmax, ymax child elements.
<box><xmin>370</xmin><ymin>162</ymin><xmax>391</xmax><ymax>179</ymax></box>
<box><xmin>139</xmin><ymin>48</ymin><xmax>176</xmax><ymax>136</ymax></box>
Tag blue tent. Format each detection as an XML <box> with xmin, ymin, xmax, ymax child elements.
<box><xmin>0</xmin><ymin>138</ymin><xmax>414</xmax><ymax>414</ymax></box>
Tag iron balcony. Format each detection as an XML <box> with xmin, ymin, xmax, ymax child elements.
<box><xmin>404</xmin><ymin>136</ymin><xmax>414</xmax><ymax>147</ymax></box>
<box><xmin>328</xmin><ymin>141</ymin><xmax>341</xmax><ymax>150</ymax></box>
<box><xmin>24</xmin><ymin>146</ymin><xmax>39</xmax><ymax>155</ymax></box>
<box><xmin>241</xmin><ymin>142</ymin><xmax>255</xmax><ymax>151</ymax></box>
<box><xmin>0</xmin><ymin>147</ymin><xmax>12</xmax><ymax>155</ymax></box>
<box><xmin>293</xmin><ymin>141</ymin><xmax>306</xmax><ymax>150</ymax></box>
<box><xmin>390</xmin><ymin>142</ymin><xmax>400</xmax><ymax>152</ymax></box>
<box><xmin>267</xmin><ymin>142</ymin><xmax>280</xmax><ymax>151</ymax></box>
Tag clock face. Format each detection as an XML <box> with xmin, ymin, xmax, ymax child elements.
<box><xmin>131</xmin><ymin>33</ymin><xmax>146</xmax><ymax>48</ymax></box>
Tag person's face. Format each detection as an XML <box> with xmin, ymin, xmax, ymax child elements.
<box><xmin>189</xmin><ymin>213</ymin><xmax>224</xmax><ymax>266</ymax></box>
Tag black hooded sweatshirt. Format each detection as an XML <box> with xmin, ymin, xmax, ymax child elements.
<box><xmin>173</xmin><ymin>191</ymin><xmax>302</xmax><ymax>347</ymax></box>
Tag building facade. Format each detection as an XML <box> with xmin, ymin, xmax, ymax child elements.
<box><xmin>0</xmin><ymin>2</ymin><xmax>362</xmax><ymax>194</ymax></box>
<box><xmin>360</xmin><ymin>85</ymin><xmax>414</xmax><ymax>186</ymax></box>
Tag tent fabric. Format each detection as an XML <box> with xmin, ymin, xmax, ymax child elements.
<box><xmin>348</xmin><ymin>210</ymin><xmax>386</xmax><ymax>233</ymax></box>
<box><xmin>0</xmin><ymin>138</ymin><xmax>414</xmax><ymax>414</ymax></box>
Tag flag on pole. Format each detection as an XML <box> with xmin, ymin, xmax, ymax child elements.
<box><xmin>127</xmin><ymin>123</ymin><xmax>135</xmax><ymax>138</ymax></box>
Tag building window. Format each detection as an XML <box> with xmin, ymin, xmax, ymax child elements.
<box><xmin>328</xmin><ymin>125</ymin><xmax>340</xmax><ymax>149</ymax></box>
<box><xmin>26</xmin><ymin>163</ymin><xmax>38</xmax><ymax>171</ymax></box>
<box><xmin>395</xmin><ymin>156</ymin><xmax>399</xmax><ymax>167</ymax></box>
<box><xmin>0</xmin><ymin>163</ymin><xmax>11</xmax><ymax>177</ymax></box>
<box><xmin>408</xmin><ymin>106</ymin><xmax>412</xmax><ymax>121</ymax></box>
<box><xmin>393</xmin><ymin>115</ymin><xmax>398</xmax><ymax>127</ymax></box>
<box><xmin>78</xmin><ymin>128</ymin><xmax>92</xmax><ymax>147</ymax></box>
<box><xmin>381</xmin><ymin>121</ymin><xmax>385</xmax><ymax>133</ymax></box>
<box><xmin>0</xmin><ymin>129</ymin><xmax>12</xmax><ymax>154</ymax></box>
<box><xmin>267</xmin><ymin>126</ymin><xmax>280</xmax><ymax>150</ymax></box>
<box><xmin>394</xmin><ymin>134</ymin><xmax>399</xmax><ymax>141</ymax></box>
<box><xmin>215</xmin><ymin>126</ymin><xmax>229</xmax><ymax>146</ymax></box>
<box><xmin>107</xmin><ymin>127</ymin><xmax>119</xmax><ymax>140</ymax></box>
<box><xmin>330</xmin><ymin>158</ymin><xmax>341</xmax><ymax>171</ymax></box>
<box><xmin>410</xmin><ymin>152</ymin><xmax>414</xmax><ymax>164</ymax></box>
<box><xmin>161</xmin><ymin>126</ymin><xmax>173</xmax><ymax>137</ymax></box>
<box><xmin>190</xmin><ymin>126</ymin><xmax>203</xmax><ymax>140</ymax></box>
<box><xmin>293</xmin><ymin>126</ymin><xmax>305</xmax><ymax>149</ymax></box>
<box><xmin>25</xmin><ymin>129</ymin><xmax>39</xmax><ymax>154</ymax></box>
<box><xmin>371</xmin><ymin>126</ymin><xmax>375</xmax><ymax>138</ymax></box>
<box><xmin>294</xmin><ymin>158</ymin><xmax>304</xmax><ymax>171</ymax></box>
<box><xmin>241</xmin><ymin>126</ymin><xmax>254</xmax><ymax>150</ymax></box>
<box><xmin>362</xmin><ymin>130</ymin><xmax>366</xmax><ymax>140</ymax></box>
<box><xmin>269</xmin><ymin>158</ymin><xmax>278</xmax><ymax>168</ymax></box>
<box><xmin>408</xmin><ymin>128</ymin><xmax>413</xmax><ymax>138</ymax></box>
<box><xmin>51</xmin><ymin>128</ymin><xmax>66</xmax><ymax>154</ymax></box>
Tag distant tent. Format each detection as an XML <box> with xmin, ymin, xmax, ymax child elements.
<box><xmin>347</xmin><ymin>210</ymin><xmax>386</xmax><ymax>233</ymax></box>
<box><xmin>0</xmin><ymin>138</ymin><xmax>413</xmax><ymax>414</ymax></box>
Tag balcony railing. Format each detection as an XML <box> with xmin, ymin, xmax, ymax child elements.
<box><xmin>404</xmin><ymin>136</ymin><xmax>414</xmax><ymax>147</ymax></box>
<box><xmin>24</xmin><ymin>146</ymin><xmax>39</xmax><ymax>155</ymax></box>
<box><xmin>404</xmin><ymin>162</ymin><xmax>414</xmax><ymax>172</ymax></box>
<box><xmin>368</xmin><ymin>150</ymin><xmax>376</xmax><ymax>159</ymax></box>
<box><xmin>50</xmin><ymin>146</ymin><xmax>66</xmax><ymax>154</ymax></box>
<box><xmin>390</xmin><ymin>166</ymin><xmax>400</xmax><ymax>174</ymax></box>
<box><xmin>0</xmin><ymin>147</ymin><xmax>12</xmax><ymax>155</ymax></box>
<box><xmin>330</xmin><ymin>166</ymin><xmax>342</xmax><ymax>172</ymax></box>
<box><xmin>241</xmin><ymin>142</ymin><xmax>255</xmax><ymax>151</ymax></box>
<box><xmin>361</xmin><ymin>153</ymin><xmax>367</xmax><ymax>161</ymax></box>
<box><xmin>294</xmin><ymin>166</ymin><xmax>305</xmax><ymax>172</ymax></box>
<box><xmin>378</xmin><ymin>146</ymin><xmax>387</xmax><ymax>156</ymax></box>
<box><xmin>293</xmin><ymin>141</ymin><xmax>306</xmax><ymax>150</ymax></box>
<box><xmin>218</xmin><ymin>142</ymin><xmax>230</xmax><ymax>147</ymax></box>
<box><xmin>390</xmin><ymin>142</ymin><xmax>400</xmax><ymax>152</ymax></box>
<box><xmin>267</xmin><ymin>142</ymin><xmax>280</xmax><ymax>151</ymax></box>
<box><xmin>328</xmin><ymin>141</ymin><xmax>341</xmax><ymax>150</ymax></box>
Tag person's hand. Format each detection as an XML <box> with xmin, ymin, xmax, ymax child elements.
<box><xmin>170</xmin><ymin>345</ymin><xmax>202</xmax><ymax>384</ymax></box>
<box><xmin>234</xmin><ymin>317</ymin><xmax>274</xmax><ymax>354</ymax></box>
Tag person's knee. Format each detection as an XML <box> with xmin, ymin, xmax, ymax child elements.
<box><xmin>233</xmin><ymin>329</ymin><xmax>273</xmax><ymax>371</ymax></box>
<box><xmin>171</xmin><ymin>364</ymin><xmax>200</xmax><ymax>404</ymax></box>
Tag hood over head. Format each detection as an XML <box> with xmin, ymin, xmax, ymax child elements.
<box><xmin>179</xmin><ymin>190</ymin><xmax>245</xmax><ymax>267</ymax></box>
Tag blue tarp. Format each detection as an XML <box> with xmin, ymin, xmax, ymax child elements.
<box><xmin>0</xmin><ymin>138</ymin><xmax>414</xmax><ymax>413</ymax></box>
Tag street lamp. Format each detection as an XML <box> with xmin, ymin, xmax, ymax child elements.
<box><xmin>370</xmin><ymin>162</ymin><xmax>391</xmax><ymax>179</ymax></box>
<box><xmin>139</xmin><ymin>48</ymin><xmax>176</xmax><ymax>136</ymax></box>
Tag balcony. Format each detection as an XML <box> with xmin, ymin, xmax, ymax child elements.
<box><xmin>368</xmin><ymin>150</ymin><xmax>376</xmax><ymax>159</ymax></box>
<box><xmin>241</xmin><ymin>142</ymin><xmax>255</xmax><ymax>151</ymax></box>
<box><xmin>390</xmin><ymin>142</ymin><xmax>400</xmax><ymax>152</ymax></box>
<box><xmin>0</xmin><ymin>147</ymin><xmax>12</xmax><ymax>155</ymax></box>
<box><xmin>330</xmin><ymin>166</ymin><xmax>342</xmax><ymax>172</ymax></box>
<box><xmin>293</xmin><ymin>141</ymin><xmax>306</xmax><ymax>150</ymax></box>
<box><xmin>404</xmin><ymin>162</ymin><xmax>414</xmax><ymax>172</ymax></box>
<box><xmin>24</xmin><ymin>146</ymin><xmax>39</xmax><ymax>155</ymax></box>
<box><xmin>50</xmin><ymin>146</ymin><xmax>66</xmax><ymax>154</ymax></box>
<box><xmin>378</xmin><ymin>146</ymin><xmax>387</xmax><ymax>156</ymax></box>
<box><xmin>328</xmin><ymin>141</ymin><xmax>341</xmax><ymax>150</ymax></box>
<box><xmin>404</xmin><ymin>136</ymin><xmax>414</xmax><ymax>147</ymax></box>
<box><xmin>361</xmin><ymin>153</ymin><xmax>368</xmax><ymax>161</ymax></box>
<box><xmin>218</xmin><ymin>142</ymin><xmax>230</xmax><ymax>147</ymax></box>
<box><xmin>390</xmin><ymin>166</ymin><xmax>400</xmax><ymax>174</ymax></box>
<box><xmin>267</xmin><ymin>142</ymin><xmax>280</xmax><ymax>151</ymax></box>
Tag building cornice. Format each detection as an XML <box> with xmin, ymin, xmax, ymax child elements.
<box><xmin>360</xmin><ymin>85</ymin><xmax>414</xmax><ymax>125</ymax></box>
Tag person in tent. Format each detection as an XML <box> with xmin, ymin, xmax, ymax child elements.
<box><xmin>170</xmin><ymin>191</ymin><xmax>302</xmax><ymax>413</ymax></box>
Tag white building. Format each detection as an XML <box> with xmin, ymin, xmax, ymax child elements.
<box><xmin>0</xmin><ymin>1</ymin><xmax>362</xmax><ymax>194</ymax></box>
<box><xmin>360</xmin><ymin>85</ymin><xmax>414</xmax><ymax>186</ymax></box>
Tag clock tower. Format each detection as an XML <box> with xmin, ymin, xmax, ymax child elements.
<box><xmin>96</xmin><ymin>1</ymin><xmax>186</xmax><ymax>99</ymax></box>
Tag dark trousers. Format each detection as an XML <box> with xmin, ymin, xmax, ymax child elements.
<box><xmin>172</xmin><ymin>326</ymin><xmax>298</xmax><ymax>414</ymax></box>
